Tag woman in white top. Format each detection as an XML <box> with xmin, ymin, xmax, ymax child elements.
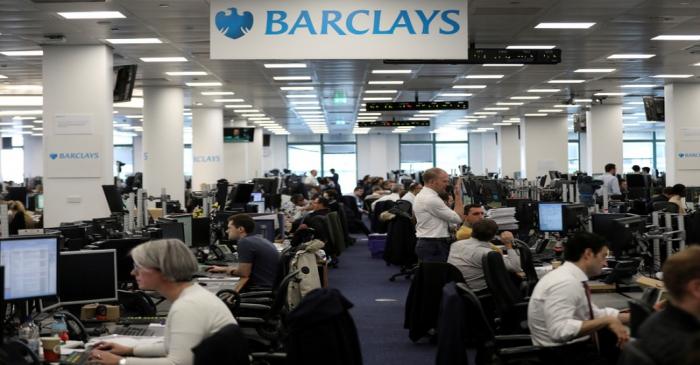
<box><xmin>90</xmin><ymin>239</ymin><xmax>236</xmax><ymax>365</ymax></box>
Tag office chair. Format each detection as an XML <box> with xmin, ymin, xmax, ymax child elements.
<box><xmin>1</xmin><ymin>339</ymin><xmax>40</xmax><ymax>365</ymax></box>
<box><xmin>192</xmin><ymin>324</ymin><xmax>251</xmax><ymax>365</ymax></box>
<box><xmin>652</xmin><ymin>201</ymin><xmax>679</xmax><ymax>214</ymax></box>
<box><xmin>118</xmin><ymin>290</ymin><xmax>158</xmax><ymax>317</ymax></box>
<box><xmin>454</xmin><ymin>283</ymin><xmax>540</xmax><ymax>365</ymax></box>
<box><xmin>514</xmin><ymin>241</ymin><xmax>538</xmax><ymax>295</ymax></box>
<box><xmin>482</xmin><ymin>251</ymin><xmax>529</xmax><ymax>333</ymax></box>
<box><xmin>617</xmin><ymin>340</ymin><xmax>656</xmax><ymax>365</ymax></box>
<box><xmin>628</xmin><ymin>300</ymin><xmax>653</xmax><ymax>338</ymax></box>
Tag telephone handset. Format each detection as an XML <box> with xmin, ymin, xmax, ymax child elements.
<box><xmin>211</xmin><ymin>244</ymin><xmax>235</xmax><ymax>261</ymax></box>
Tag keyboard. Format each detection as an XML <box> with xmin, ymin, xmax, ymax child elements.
<box><xmin>113</xmin><ymin>326</ymin><xmax>155</xmax><ymax>337</ymax></box>
<box><xmin>61</xmin><ymin>351</ymin><xmax>90</xmax><ymax>365</ymax></box>
<box><xmin>118</xmin><ymin>316</ymin><xmax>166</xmax><ymax>325</ymax></box>
<box><xmin>204</xmin><ymin>260</ymin><xmax>233</xmax><ymax>266</ymax></box>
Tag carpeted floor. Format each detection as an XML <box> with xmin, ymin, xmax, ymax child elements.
<box><xmin>327</xmin><ymin>236</ymin><xmax>435</xmax><ymax>365</ymax></box>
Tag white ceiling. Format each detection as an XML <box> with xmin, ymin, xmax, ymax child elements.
<box><xmin>2</xmin><ymin>0</ymin><xmax>700</xmax><ymax>135</ymax></box>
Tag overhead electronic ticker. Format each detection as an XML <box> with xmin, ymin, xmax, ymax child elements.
<box><xmin>358</xmin><ymin>120</ymin><xmax>431</xmax><ymax>128</ymax></box>
<box><xmin>366</xmin><ymin>101</ymin><xmax>469</xmax><ymax>112</ymax></box>
<box><xmin>383</xmin><ymin>48</ymin><xmax>562</xmax><ymax>65</ymax></box>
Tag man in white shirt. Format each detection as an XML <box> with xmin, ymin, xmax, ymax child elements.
<box><xmin>413</xmin><ymin>168</ymin><xmax>464</xmax><ymax>262</ymax></box>
<box><xmin>528</xmin><ymin>231</ymin><xmax>630</xmax><ymax>365</ymax></box>
<box><xmin>371</xmin><ymin>184</ymin><xmax>403</xmax><ymax>210</ymax></box>
<box><xmin>401</xmin><ymin>182</ymin><xmax>423</xmax><ymax>205</ymax></box>
<box><xmin>304</xmin><ymin>169</ymin><xmax>319</xmax><ymax>187</ymax></box>
<box><xmin>595</xmin><ymin>163</ymin><xmax>621</xmax><ymax>197</ymax></box>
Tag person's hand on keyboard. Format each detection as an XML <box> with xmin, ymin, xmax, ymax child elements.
<box><xmin>89</xmin><ymin>348</ymin><xmax>125</xmax><ymax>365</ymax></box>
<box><xmin>206</xmin><ymin>265</ymin><xmax>234</xmax><ymax>275</ymax></box>
<box><xmin>92</xmin><ymin>341</ymin><xmax>133</xmax><ymax>356</ymax></box>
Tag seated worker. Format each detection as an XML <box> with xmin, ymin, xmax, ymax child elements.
<box><xmin>371</xmin><ymin>184</ymin><xmax>403</xmax><ymax>210</ymax></box>
<box><xmin>351</xmin><ymin>186</ymin><xmax>365</xmax><ymax>211</ymax></box>
<box><xmin>455</xmin><ymin>204</ymin><xmax>486</xmax><ymax>240</ymax></box>
<box><xmin>636</xmin><ymin>247</ymin><xmax>700</xmax><ymax>365</ymax></box>
<box><xmin>323</xmin><ymin>189</ymin><xmax>341</xmax><ymax>212</ymax></box>
<box><xmin>8</xmin><ymin>200</ymin><xmax>34</xmax><ymax>235</ymax></box>
<box><xmin>208</xmin><ymin>214</ymin><xmax>280</xmax><ymax>292</ymax></box>
<box><xmin>90</xmin><ymin>239</ymin><xmax>236</xmax><ymax>365</ymax></box>
<box><xmin>527</xmin><ymin>231</ymin><xmax>630</xmax><ymax>365</ymax></box>
<box><xmin>668</xmin><ymin>183</ymin><xmax>687</xmax><ymax>214</ymax></box>
<box><xmin>365</xmin><ymin>185</ymin><xmax>385</xmax><ymax>201</ymax></box>
<box><xmin>651</xmin><ymin>186</ymin><xmax>673</xmax><ymax>203</ymax></box>
<box><xmin>281</xmin><ymin>194</ymin><xmax>308</xmax><ymax>222</ymax></box>
<box><xmin>447</xmin><ymin>219</ymin><xmax>522</xmax><ymax>293</ymax></box>
<box><xmin>401</xmin><ymin>182</ymin><xmax>422</xmax><ymax>205</ymax></box>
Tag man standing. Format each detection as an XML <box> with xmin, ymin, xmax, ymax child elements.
<box><xmin>413</xmin><ymin>168</ymin><xmax>464</xmax><ymax>262</ymax></box>
<box><xmin>596</xmin><ymin>163</ymin><xmax>621</xmax><ymax>197</ymax></box>
<box><xmin>401</xmin><ymin>182</ymin><xmax>423</xmax><ymax>205</ymax></box>
<box><xmin>304</xmin><ymin>169</ymin><xmax>319</xmax><ymax>187</ymax></box>
<box><xmin>528</xmin><ymin>232</ymin><xmax>629</xmax><ymax>365</ymax></box>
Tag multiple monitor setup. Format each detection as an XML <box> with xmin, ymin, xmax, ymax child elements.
<box><xmin>1</xmin><ymin>236</ymin><xmax>59</xmax><ymax>302</ymax></box>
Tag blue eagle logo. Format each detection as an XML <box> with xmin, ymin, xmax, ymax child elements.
<box><xmin>215</xmin><ymin>7</ymin><xmax>254</xmax><ymax>39</ymax></box>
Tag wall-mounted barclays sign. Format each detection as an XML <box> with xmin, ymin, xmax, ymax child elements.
<box><xmin>49</xmin><ymin>152</ymin><xmax>100</xmax><ymax>161</ymax></box>
<box><xmin>211</xmin><ymin>0</ymin><xmax>468</xmax><ymax>60</ymax></box>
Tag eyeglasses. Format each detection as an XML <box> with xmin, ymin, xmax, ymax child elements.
<box><xmin>131</xmin><ymin>265</ymin><xmax>159</xmax><ymax>275</ymax></box>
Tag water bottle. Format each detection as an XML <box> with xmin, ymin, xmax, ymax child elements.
<box><xmin>51</xmin><ymin>313</ymin><xmax>69</xmax><ymax>343</ymax></box>
<box><xmin>18</xmin><ymin>317</ymin><xmax>41</xmax><ymax>356</ymax></box>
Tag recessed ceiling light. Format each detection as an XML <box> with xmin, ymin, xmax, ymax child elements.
<box><xmin>213</xmin><ymin>99</ymin><xmax>245</xmax><ymax>103</ymax></box>
<box><xmin>202</xmin><ymin>91</ymin><xmax>234</xmax><ymax>96</ymax></box>
<box><xmin>594</xmin><ymin>92</ymin><xmax>627</xmax><ymax>96</ymax></box>
<box><xmin>497</xmin><ymin>102</ymin><xmax>524</xmax><ymax>106</ymax></box>
<box><xmin>620</xmin><ymin>84</ymin><xmax>658</xmax><ymax>88</ymax></box>
<box><xmin>186</xmin><ymin>82</ymin><xmax>222</xmax><ymax>87</ymax></box>
<box><xmin>482</xmin><ymin>64</ymin><xmax>524</xmax><ymax>67</ymax></box>
<box><xmin>511</xmin><ymin>96</ymin><xmax>541</xmax><ymax>100</ymax></box>
<box><xmin>506</xmin><ymin>45</ymin><xmax>556</xmax><ymax>50</ymax></box>
<box><xmin>607</xmin><ymin>54</ymin><xmax>655</xmax><ymax>59</ymax></box>
<box><xmin>554</xmin><ymin>104</ymin><xmax>581</xmax><ymax>108</ymax></box>
<box><xmin>290</xmin><ymin>101</ymin><xmax>319</xmax><ymax>105</ymax></box>
<box><xmin>363</xmin><ymin>97</ymin><xmax>393</xmax><ymax>101</ymax></box>
<box><xmin>242</xmin><ymin>114</ymin><xmax>265</xmax><ymax>117</ymax></box>
<box><xmin>286</xmin><ymin>94</ymin><xmax>318</xmax><ymax>99</ymax></box>
<box><xmin>574</xmin><ymin>68</ymin><xmax>616</xmax><ymax>73</ymax></box>
<box><xmin>106</xmin><ymin>38</ymin><xmax>161</xmax><ymax>44</ymax></box>
<box><xmin>295</xmin><ymin>106</ymin><xmax>322</xmax><ymax>110</ymax></box>
<box><xmin>418</xmin><ymin>110</ymin><xmax>444</xmax><ymax>114</ymax></box>
<box><xmin>264</xmin><ymin>63</ymin><xmax>307</xmax><ymax>68</ymax></box>
<box><xmin>626</xmin><ymin>101</ymin><xmax>645</xmax><ymax>105</ymax></box>
<box><xmin>0</xmin><ymin>110</ymin><xmax>43</xmax><ymax>116</ymax></box>
<box><xmin>225</xmin><ymin>105</ymin><xmax>253</xmax><ymax>109</ymax></box>
<box><xmin>528</xmin><ymin>88</ymin><xmax>560</xmax><ymax>93</ymax></box>
<box><xmin>493</xmin><ymin>123</ymin><xmax>513</xmax><ymax>126</ymax></box>
<box><xmin>464</xmin><ymin>75</ymin><xmax>504</xmax><ymax>79</ymax></box>
<box><xmin>371</xmin><ymin>70</ymin><xmax>412</xmax><ymax>74</ymax></box>
<box><xmin>364</xmin><ymin>90</ymin><xmax>398</xmax><ymax>94</ymax></box>
<box><xmin>574</xmin><ymin>99</ymin><xmax>593</xmax><ymax>103</ymax></box>
<box><xmin>535</xmin><ymin>22</ymin><xmax>595</xmax><ymax>29</ymax></box>
<box><xmin>281</xmin><ymin>86</ymin><xmax>314</xmax><ymax>91</ymax></box>
<box><xmin>484</xmin><ymin>107</ymin><xmax>509</xmax><ymax>111</ymax></box>
<box><xmin>166</xmin><ymin>71</ymin><xmax>207</xmax><ymax>76</ymax></box>
<box><xmin>0</xmin><ymin>96</ymin><xmax>43</xmax><ymax>106</ymax></box>
<box><xmin>652</xmin><ymin>35</ymin><xmax>700</xmax><ymax>41</ymax></box>
<box><xmin>368</xmin><ymin>81</ymin><xmax>404</xmax><ymax>85</ymax></box>
<box><xmin>57</xmin><ymin>11</ymin><xmax>125</xmax><ymax>19</ymax></box>
<box><xmin>273</xmin><ymin>76</ymin><xmax>312</xmax><ymax>81</ymax></box>
<box><xmin>249</xmin><ymin>117</ymin><xmax>271</xmax><ymax>121</ymax></box>
<box><xmin>474</xmin><ymin>111</ymin><xmax>498</xmax><ymax>115</ymax></box>
<box><xmin>233</xmin><ymin>109</ymin><xmax>260</xmax><ymax>113</ymax></box>
<box><xmin>141</xmin><ymin>57</ymin><xmax>188</xmax><ymax>62</ymax></box>
<box><xmin>525</xmin><ymin>113</ymin><xmax>548</xmax><ymax>117</ymax></box>
<box><xmin>651</xmin><ymin>74</ymin><xmax>693</xmax><ymax>78</ymax></box>
<box><xmin>0</xmin><ymin>50</ymin><xmax>43</xmax><ymax>56</ymax></box>
<box><xmin>439</xmin><ymin>93</ymin><xmax>472</xmax><ymax>97</ymax></box>
<box><xmin>453</xmin><ymin>85</ymin><xmax>487</xmax><ymax>89</ymax></box>
<box><xmin>358</xmin><ymin>112</ymin><xmax>381</xmax><ymax>116</ymax></box>
<box><xmin>538</xmin><ymin>109</ymin><xmax>564</xmax><ymax>113</ymax></box>
<box><xmin>548</xmin><ymin>79</ymin><xmax>587</xmax><ymax>84</ymax></box>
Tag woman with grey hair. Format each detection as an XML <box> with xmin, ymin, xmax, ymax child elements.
<box><xmin>90</xmin><ymin>239</ymin><xmax>236</xmax><ymax>365</ymax></box>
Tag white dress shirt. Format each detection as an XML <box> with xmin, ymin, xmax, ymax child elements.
<box><xmin>304</xmin><ymin>175</ymin><xmax>319</xmax><ymax>186</ymax></box>
<box><xmin>527</xmin><ymin>262</ymin><xmax>619</xmax><ymax>347</ymax></box>
<box><xmin>413</xmin><ymin>186</ymin><xmax>462</xmax><ymax>238</ymax></box>
<box><xmin>402</xmin><ymin>192</ymin><xmax>416</xmax><ymax>204</ymax></box>
<box><xmin>447</xmin><ymin>237</ymin><xmax>521</xmax><ymax>291</ymax></box>
<box><xmin>371</xmin><ymin>192</ymin><xmax>401</xmax><ymax>210</ymax></box>
<box><xmin>595</xmin><ymin>173</ymin><xmax>621</xmax><ymax>197</ymax></box>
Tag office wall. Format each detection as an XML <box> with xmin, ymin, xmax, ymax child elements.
<box><xmin>357</xmin><ymin>134</ymin><xmax>400</xmax><ymax>177</ymax></box>
<box><xmin>23</xmin><ymin>135</ymin><xmax>43</xmax><ymax>178</ymax></box>
<box><xmin>262</xmin><ymin>134</ymin><xmax>287</xmax><ymax>172</ymax></box>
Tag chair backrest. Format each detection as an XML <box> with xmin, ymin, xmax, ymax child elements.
<box><xmin>652</xmin><ymin>201</ymin><xmax>679</xmax><ymax>213</ymax></box>
<box><xmin>628</xmin><ymin>300</ymin><xmax>653</xmax><ymax>338</ymax></box>
<box><xmin>482</xmin><ymin>251</ymin><xmax>524</xmax><ymax>314</ymax></box>
<box><xmin>341</xmin><ymin>196</ymin><xmax>360</xmax><ymax>215</ymax></box>
<box><xmin>326</xmin><ymin>211</ymin><xmax>346</xmax><ymax>255</ymax></box>
<box><xmin>395</xmin><ymin>200</ymin><xmax>413</xmax><ymax>214</ymax></box>
<box><xmin>618</xmin><ymin>340</ymin><xmax>657</xmax><ymax>365</ymax></box>
<box><xmin>192</xmin><ymin>324</ymin><xmax>250</xmax><ymax>365</ymax></box>
<box><xmin>454</xmin><ymin>282</ymin><xmax>495</xmax><ymax>342</ymax></box>
<box><xmin>2</xmin><ymin>339</ymin><xmax>41</xmax><ymax>365</ymax></box>
<box><xmin>515</xmin><ymin>242</ymin><xmax>539</xmax><ymax>289</ymax></box>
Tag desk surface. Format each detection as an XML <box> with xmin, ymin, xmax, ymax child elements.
<box><xmin>591</xmin><ymin>291</ymin><xmax>643</xmax><ymax>310</ymax></box>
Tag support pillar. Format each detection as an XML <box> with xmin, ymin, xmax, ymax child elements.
<box><xmin>520</xmin><ymin>116</ymin><xmax>568</xmax><ymax>179</ymax></box>
<box><xmin>42</xmin><ymin>45</ymin><xmax>113</xmax><ymax>226</ymax></box>
<box><xmin>142</xmin><ymin>87</ymin><xmax>185</xmax><ymax>205</ymax></box>
<box><xmin>664</xmin><ymin>83</ymin><xmax>700</xmax><ymax>185</ymax></box>
<box><xmin>192</xmin><ymin>108</ymin><xmax>224</xmax><ymax>189</ymax></box>
<box><xmin>498</xmin><ymin>125</ymin><xmax>521</xmax><ymax>178</ymax></box>
<box><xmin>24</xmin><ymin>135</ymin><xmax>43</xmax><ymax>179</ymax></box>
<box><xmin>584</xmin><ymin>104</ymin><xmax>623</xmax><ymax>174</ymax></box>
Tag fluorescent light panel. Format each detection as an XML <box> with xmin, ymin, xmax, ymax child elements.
<box><xmin>652</xmin><ymin>74</ymin><xmax>693</xmax><ymax>78</ymax></box>
<box><xmin>264</xmin><ymin>63</ymin><xmax>306</xmax><ymax>68</ymax></box>
<box><xmin>372</xmin><ymin>70</ymin><xmax>412</xmax><ymax>74</ymax></box>
<box><xmin>213</xmin><ymin>99</ymin><xmax>245</xmax><ymax>103</ymax></box>
<box><xmin>528</xmin><ymin>88</ymin><xmax>560</xmax><ymax>93</ymax></box>
<box><xmin>141</xmin><ymin>57</ymin><xmax>187</xmax><ymax>62</ymax></box>
<box><xmin>548</xmin><ymin>79</ymin><xmax>587</xmax><ymax>84</ymax></box>
<box><xmin>106</xmin><ymin>38</ymin><xmax>161</xmax><ymax>44</ymax></box>
<box><xmin>652</xmin><ymin>35</ymin><xmax>700</xmax><ymax>41</ymax></box>
<box><xmin>507</xmin><ymin>45</ymin><xmax>556</xmax><ymax>50</ymax></box>
<box><xmin>440</xmin><ymin>93</ymin><xmax>472</xmax><ymax>97</ymax></box>
<box><xmin>281</xmin><ymin>86</ymin><xmax>314</xmax><ymax>91</ymax></box>
<box><xmin>453</xmin><ymin>85</ymin><xmax>487</xmax><ymax>89</ymax></box>
<box><xmin>464</xmin><ymin>75</ymin><xmax>504</xmax><ymax>79</ymax></box>
<box><xmin>225</xmin><ymin>105</ymin><xmax>253</xmax><ymax>109</ymax></box>
<box><xmin>58</xmin><ymin>11</ymin><xmax>125</xmax><ymax>19</ymax></box>
<box><xmin>202</xmin><ymin>91</ymin><xmax>234</xmax><ymax>96</ymax></box>
<box><xmin>0</xmin><ymin>50</ymin><xmax>43</xmax><ymax>56</ymax></box>
<box><xmin>607</xmin><ymin>54</ymin><xmax>655</xmax><ymax>59</ymax></box>
<box><xmin>286</xmin><ymin>94</ymin><xmax>318</xmax><ymax>98</ymax></box>
<box><xmin>574</xmin><ymin>68</ymin><xmax>615</xmax><ymax>73</ymax></box>
<box><xmin>368</xmin><ymin>81</ymin><xmax>404</xmax><ymax>85</ymax></box>
<box><xmin>620</xmin><ymin>84</ymin><xmax>658</xmax><ymax>88</ymax></box>
<box><xmin>535</xmin><ymin>22</ymin><xmax>595</xmax><ymax>29</ymax></box>
<box><xmin>166</xmin><ymin>71</ymin><xmax>207</xmax><ymax>76</ymax></box>
<box><xmin>511</xmin><ymin>96</ymin><xmax>541</xmax><ymax>100</ymax></box>
<box><xmin>186</xmin><ymin>82</ymin><xmax>222</xmax><ymax>87</ymax></box>
<box><xmin>273</xmin><ymin>76</ymin><xmax>311</xmax><ymax>81</ymax></box>
<box><xmin>482</xmin><ymin>64</ymin><xmax>524</xmax><ymax>67</ymax></box>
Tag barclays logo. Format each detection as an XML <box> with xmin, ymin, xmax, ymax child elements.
<box><xmin>678</xmin><ymin>152</ymin><xmax>700</xmax><ymax>159</ymax></box>
<box><xmin>216</xmin><ymin>7</ymin><xmax>254</xmax><ymax>39</ymax></box>
<box><xmin>49</xmin><ymin>152</ymin><xmax>100</xmax><ymax>160</ymax></box>
<box><xmin>193</xmin><ymin>155</ymin><xmax>222</xmax><ymax>163</ymax></box>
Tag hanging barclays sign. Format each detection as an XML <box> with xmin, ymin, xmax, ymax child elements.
<box><xmin>210</xmin><ymin>0</ymin><xmax>469</xmax><ymax>60</ymax></box>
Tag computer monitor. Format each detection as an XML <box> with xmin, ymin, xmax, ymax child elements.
<box><xmin>253</xmin><ymin>218</ymin><xmax>276</xmax><ymax>242</ymax></box>
<box><xmin>6</xmin><ymin>186</ymin><xmax>28</xmax><ymax>206</ymax></box>
<box><xmin>96</xmin><ymin>238</ymin><xmax>148</xmax><ymax>283</ymax></box>
<box><xmin>250</xmin><ymin>192</ymin><xmax>264</xmax><ymax>202</ymax></box>
<box><xmin>538</xmin><ymin>203</ymin><xmax>564</xmax><ymax>232</ymax></box>
<box><xmin>0</xmin><ymin>236</ymin><xmax>59</xmax><ymax>301</ymax></box>
<box><xmin>232</xmin><ymin>183</ymin><xmax>255</xmax><ymax>204</ymax></box>
<box><xmin>253</xmin><ymin>178</ymin><xmax>277</xmax><ymax>194</ymax></box>
<box><xmin>563</xmin><ymin>204</ymin><xmax>589</xmax><ymax>231</ymax></box>
<box><xmin>156</xmin><ymin>218</ymin><xmax>185</xmax><ymax>243</ymax></box>
<box><xmin>626</xmin><ymin>174</ymin><xmax>647</xmax><ymax>189</ymax></box>
<box><xmin>591</xmin><ymin>213</ymin><xmax>628</xmax><ymax>244</ymax></box>
<box><xmin>609</xmin><ymin>215</ymin><xmax>647</xmax><ymax>257</ymax></box>
<box><xmin>167</xmin><ymin>214</ymin><xmax>193</xmax><ymax>247</ymax></box>
<box><xmin>102</xmin><ymin>185</ymin><xmax>126</xmax><ymax>213</ymax></box>
<box><xmin>36</xmin><ymin>194</ymin><xmax>44</xmax><ymax>210</ymax></box>
<box><xmin>192</xmin><ymin>217</ymin><xmax>211</xmax><ymax>247</ymax></box>
<box><xmin>57</xmin><ymin>250</ymin><xmax>118</xmax><ymax>306</ymax></box>
<box><xmin>51</xmin><ymin>225</ymin><xmax>88</xmax><ymax>251</ymax></box>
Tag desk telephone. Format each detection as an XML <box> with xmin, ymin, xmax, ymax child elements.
<box><xmin>211</xmin><ymin>244</ymin><xmax>236</xmax><ymax>261</ymax></box>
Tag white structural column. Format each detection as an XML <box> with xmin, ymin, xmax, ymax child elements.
<box><xmin>584</xmin><ymin>104</ymin><xmax>623</xmax><ymax>174</ymax></box>
<box><xmin>498</xmin><ymin>126</ymin><xmax>522</xmax><ymax>178</ymax></box>
<box><xmin>470</xmin><ymin>133</ymin><xmax>498</xmax><ymax>175</ymax></box>
<box><xmin>262</xmin><ymin>135</ymin><xmax>288</xmax><ymax>172</ymax></box>
<box><xmin>42</xmin><ymin>45</ymin><xmax>114</xmax><ymax>227</ymax></box>
<box><xmin>665</xmin><ymin>83</ymin><xmax>700</xmax><ymax>185</ymax></box>
<box><xmin>192</xmin><ymin>108</ymin><xmax>224</xmax><ymax>189</ymax></box>
<box><xmin>24</xmin><ymin>135</ymin><xmax>43</xmax><ymax>178</ymax></box>
<box><xmin>223</xmin><ymin>126</ymin><xmax>264</xmax><ymax>182</ymax></box>
<box><xmin>132</xmin><ymin>136</ymin><xmax>144</xmax><ymax>173</ymax></box>
<box><xmin>520</xmin><ymin>116</ymin><xmax>569</xmax><ymax>179</ymax></box>
<box><xmin>142</xmin><ymin>87</ymin><xmax>185</xmax><ymax>205</ymax></box>
<box><xmin>357</xmin><ymin>134</ymin><xmax>400</xmax><ymax>177</ymax></box>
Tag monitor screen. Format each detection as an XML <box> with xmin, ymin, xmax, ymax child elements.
<box><xmin>223</xmin><ymin>127</ymin><xmax>255</xmax><ymax>143</ymax></box>
<box><xmin>157</xmin><ymin>219</ymin><xmax>185</xmax><ymax>243</ymax></box>
<box><xmin>192</xmin><ymin>217</ymin><xmax>211</xmax><ymax>247</ymax></box>
<box><xmin>250</xmin><ymin>192</ymin><xmax>263</xmax><ymax>202</ymax></box>
<box><xmin>97</xmin><ymin>238</ymin><xmax>147</xmax><ymax>283</ymax></box>
<box><xmin>0</xmin><ymin>236</ymin><xmax>59</xmax><ymax>301</ymax></box>
<box><xmin>58</xmin><ymin>250</ymin><xmax>118</xmax><ymax>306</ymax></box>
<box><xmin>253</xmin><ymin>218</ymin><xmax>276</xmax><ymax>242</ymax></box>
<box><xmin>36</xmin><ymin>194</ymin><xmax>44</xmax><ymax>210</ymax></box>
<box><xmin>538</xmin><ymin>203</ymin><xmax>564</xmax><ymax>232</ymax></box>
<box><xmin>167</xmin><ymin>215</ymin><xmax>193</xmax><ymax>247</ymax></box>
<box><xmin>102</xmin><ymin>185</ymin><xmax>126</xmax><ymax>213</ymax></box>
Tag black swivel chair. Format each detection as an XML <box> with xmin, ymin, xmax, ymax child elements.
<box><xmin>617</xmin><ymin>340</ymin><xmax>657</xmax><ymax>365</ymax></box>
<box><xmin>482</xmin><ymin>251</ymin><xmax>529</xmax><ymax>333</ymax></box>
<box><xmin>1</xmin><ymin>339</ymin><xmax>40</xmax><ymax>365</ymax></box>
<box><xmin>652</xmin><ymin>201</ymin><xmax>679</xmax><ymax>214</ymax></box>
<box><xmin>192</xmin><ymin>324</ymin><xmax>251</xmax><ymax>365</ymax></box>
<box><xmin>628</xmin><ymin>300</ymin><xmax>653</xmax><ymax>338</ymax></box>
<box><xmin>514</xmin><ymin>241</ymin><xmax>538</xmax><ymax>295</ymax></box>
